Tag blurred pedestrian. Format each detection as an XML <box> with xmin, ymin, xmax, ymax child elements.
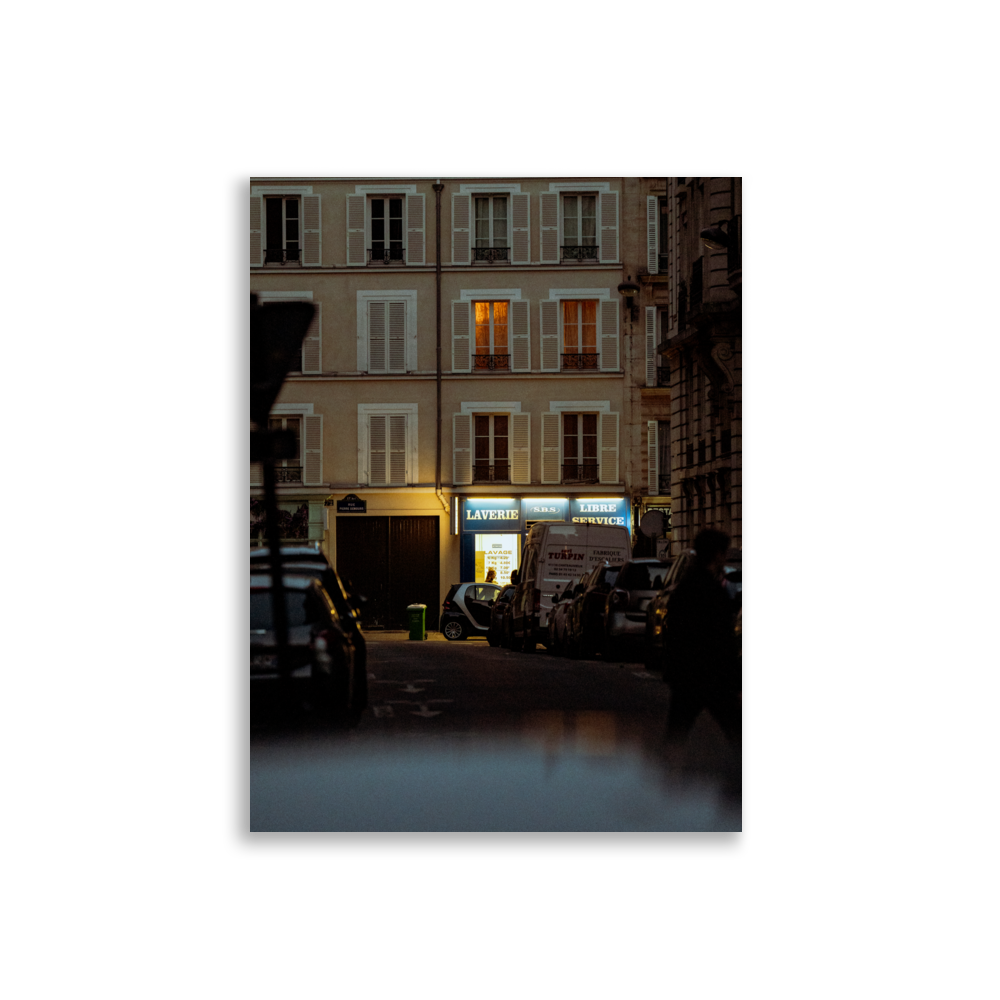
<box><xmin>485</xmin><ymin>567</ymin><xmax>497</xmax><ymax>584</ymax></box>
<box><xmin>663</xmin><ymin>528</ymin><xmax>741</xmax><ymax>747</ymax></box>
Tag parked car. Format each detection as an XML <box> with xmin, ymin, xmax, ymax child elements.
<box><xmin>546</xmin><ymin>571</ymin><xmax>587</xmax><ymax>656</ymax></box>
<box><xmin>250</xmin><ymin>544</ymin><xmax>367</xmax><ymax>686</ymax></box>
<box><xmin>563</xmin><ymin>562</ymin><xmax>624</xmax><ymax>659</ymax></box>
<box><xmin>250</xmin><ymin>572</ymin><xmax>365</xmax><ymax>723</ymax></box>
<box><xmin>600</xmin><ymin>558</ymin><xmax>673</xmax><ymax>660</ymax></box>
<box><xmin>487</xmin><ymin>584</ymin><xmax>516</xmax><ymax>647</ymax></box>
<box><xmin>440</xmin><ymin>582</ymin><xmax>503</xmax><ymax>640</ymax></box>
<box><xmin>509</xmin><ymin>521</ymin><xmax>632</xmax><ymax>653</ymax></box>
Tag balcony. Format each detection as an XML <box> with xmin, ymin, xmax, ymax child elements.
<box><xmin>562</xmin><ymin>353</ymin><xmax>599</xmax><ymax>370</ymax></box>
<box><xmin>657</xmin><ymin>473</ymin><xmax>671</xmax><ymax>495</ymax></box>
<box><xmin>264</xmin><ymin>247</ymin><xmax>301</xmax><ymax>265</ymax></box>
<box><xmin>656</xmin><ymin>366</ymin><xmax>671</xmax><ymax>387</ymax></box>
<box><xmin>367</xmin><ymin>247</ymin><xmax>405</xmax><ymax>265</ymax></box>
<box><xmin>274</xmin><ymin>466</ymin><xmax>302</xmax><ymax>483</ymax></box>
<box><xmin>472</xmin><ymin>246</ymin><xmax>511</xmax><ymax>264</ymax></box>
<box><xmin>473</xmin><ymin>463</ymin><xmax>510</xmax><ymax>483</ymax></box>
<box><xmin>561</xmin><ymin>245</ymin><xmax>599</xmax><ymax>262</ymax></box>
<box><xmin>562</xmin><ymin>462</ymin><xmax>599</xmax><ymax>484</ymax></box>
<box><xmin>473</xmin><ymin>353</ymin><xmax>510</xmax><ymax>371</ymax></box>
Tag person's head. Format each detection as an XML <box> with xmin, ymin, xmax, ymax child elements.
<box><xmin>485</xmin><ymin>567</ymin><xmax>496</xmax><ymax>582</ymax></box>
<box><xmin>693</xmin><ymin>528</ymin><xmax>731</xmax><ymax>574</ymax></box>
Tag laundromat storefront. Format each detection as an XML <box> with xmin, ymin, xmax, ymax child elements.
<box><xmin>459</xmin><ymin>497</ymin><xmax>630</xmax><ymax>586</ymax></box>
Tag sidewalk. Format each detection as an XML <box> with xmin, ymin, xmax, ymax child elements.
<box><xmin>362</xmin><ymin>630</ymin><xmax>448</xmax><ymax>642</ymax></box>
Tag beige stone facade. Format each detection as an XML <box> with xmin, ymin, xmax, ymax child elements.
<box><xmin>250</xmin><ymin>177</ymin><xmax>675</xmax><ymax>627</ymax></box>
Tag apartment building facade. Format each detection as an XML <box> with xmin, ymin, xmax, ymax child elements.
<box><xmin>250</xmin><ymin>177</ymin><xmax>671</xmax><ymax>628</ymax></box>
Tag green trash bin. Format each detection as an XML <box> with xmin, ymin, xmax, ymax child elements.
<box><xmin>406</xmin><ymin>603</ymin><xmax>427</xmax><ymax>640</ymax></box>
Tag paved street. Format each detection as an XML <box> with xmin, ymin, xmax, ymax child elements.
<box><xmin>249</xmin><ymin>634</ymin><xmax>741</xmax><ymax>831</ymax></box>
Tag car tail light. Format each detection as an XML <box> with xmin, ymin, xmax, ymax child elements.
<box><xmin>443</xmin><ymin>600</ymin><xmax>458</xmax><ymax>611</ymax></box>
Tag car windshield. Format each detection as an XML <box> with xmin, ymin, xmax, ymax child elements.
<box><xmin>251</xmin><ymin>590</ymin><xmax>316</xmax><ymax>630</ymax></box>
<box><xmin>617</xmin><ymin>561</ymin><xmax>670</xmax><ymax>590</ymax></box>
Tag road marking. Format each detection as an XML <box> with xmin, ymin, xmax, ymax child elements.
<box><xmin>399</xmin><ymin>683</ymin><xmax>425</xmax><ymax>694</ymax></box>
<box><xmin>371</xmin><ymin>705</ymin><xmax>395</xmax><ymax>718</ymax></box>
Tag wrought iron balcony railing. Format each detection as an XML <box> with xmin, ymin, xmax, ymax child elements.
<box><xmin>658</xmin><ymin>474</ymin><xmax>671</xmax><ymax>495</ymax></box>
<box><xmin>264</xmin><ymin>247</ymin><xmax>301</xmax><ymax>264</ymax></box>
<box><xmin>368</xmin><ymin>247</ymin><xmax>406</xmax><ymax>265</ymax></box>
<box><xmin>561</xmin><ymin>245</ymin><xmax>599</xmax><ymax>261</ymax></box>
<box><xmin>562</xmin><ymin>463</ymin><xmax>599</xmax><ymax>484</ymax></box>
<box><xmin>473</xmin><ymin>463</ymin><xmax>510</xmax><ymax>483</ymax></box>
<box><xmin>274</xmin><ymin>466</ymin><xmax>303</xmax><ymax>483</ymax></box>
<box><xmin>562</xmin><ymin>353</ymin><xmax>599</xmax><ymax>370</ymax></box>
<box><xmin>472</xmin><ymin>246</ymin><xmax>511</xmax><ymax>263</ymax></box>
<box><xmin>474</xmin><ymin>353</ymin><xmax>510</xmax><ymax>370</ymax></box>
<box><xmin>656</xmin><ymin>366</ymin><xmax>671</xmax><ymax>386</ymax></box>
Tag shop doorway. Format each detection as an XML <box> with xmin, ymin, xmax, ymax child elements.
<box><xmin>336</xmin><ymin>516</ymin><xmax>441</xmax><ymax>629</ymax></box>
<box><xmin>474</xmin><ymin>533</ymin><xmax>520</xmax><ymax>586</ymax></box>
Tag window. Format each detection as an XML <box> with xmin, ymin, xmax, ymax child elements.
<box><xmin>370</xmin><ymin>196</ymin><xmax>404</xmax><ymax>264</ymax></box>
<box><xmin>473</xmin><ymin>196</ymin><xmax>509</xmax><ymax>262</ymax></box>
<box><xmin>562</xmin><ymin>195</ymin><xmax>598</xmax><ymax>261</ymax></box>
<box><xmin>356</xmin><ymin>291</ymin><xmax>417</xmax><ymax>373</ymax></box>
<box><xmin>358</xmin><ymin>403</ymin><xmax>417</xmax><ymax>486</ymax></box>
<box><xmin>659</xmin><ymin>197</ymin><xmax>669</xmax><ymax>271</ymax></box>
<box><xmin>562</xmin><ymin>300</ymin><xmax>598</xmax><ymax>369</ymax></box>
<box><xmin>264</xmin><ymin>196</ymin><xmax>300</xmax><ymax>264</ymax></box>
<box><xmin>658</xmin><ymin>420</ymin><xmax>671</xmax><ymax>494</ymax></box>
<box><xmin>474</xmin><ymin>301</ymin><xmax>509</xmax><ymax>370</ymax></box>
<box><xmin>268</xmin><ymin>416</ymin><xmax>301</xmax><ymax>482</ymax></box>
<box><xmin>563</xmin><ymin>414</ymin><xmax>598</xmax><ymax>482</ymax></box>
<box><xmin>473</xmin><ymin>415</ymin><xmax>510</xmax><ymax>483</ymax></box>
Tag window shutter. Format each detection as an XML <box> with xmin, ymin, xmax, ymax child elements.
<box><xmin>369</xmin><ymin>415</ymin><xmax>387</xmax><ymax>485</ymax></box>
<box><xmin>453</xmin><ymin>413</ymin><xmax>472</xmax><ymax>485</ymax></box>
<box><xmin>407</xmin><ymin>193</ymin><xmax>425</xmax><ymax>265</ymax></box>
<box><xmin>302</xmin><ymin>195</ymin><xmax>321</xmax><ymax>266</ymax></box>
<box><xmin>510</xmin><ymin>299</ymin><xmax>530</xmax><ymax>372</ymax></box>
<box><xmin>452</xmin><ymin>193</ymin><xmax>471</xmax><ymax>265</ymax></box>
<box><xmin>646</xmin><ymin>195</ymin><xmax>658</xmax><ymax>274</ymax></box>
<box><xmin>368</xmin><ymin>301</ymin><xmax>387</xmax><ymax>372</ymax></box>
<box><xmin>303</xmin><ymin>414</ymin><xmax>323</xmax><ymax>485</ymax></box>
<box><xmin>389</xmin><ymin>414</ymin><xmax>407</xmax><ymax>485</ymax></box>
<box><xmin>645</xmin><ymin>307</ymin><xmax>656</xmax><ymax>386</ymax></box>
<box><xmin>250</xmin><ymin>196</ymin><xmax>262</xmax><ymax>267</ymax></box>
<box><xmin>599</xmin><ymin>412</ymin><xmax>619</xmax><ymax>484</ymax></box>
<box><xmin>539</xmin><ymin>299</ymin><xmax>559</xmax><ymax>371</ymax></box>
<box><xmin>647</xmin><ymin>421</ymin><xmax>658</xmax><ymax>494</ymax></box>
<box><xmin>599</xmin><ymin>191</ymin><xmax>618</xmax><ymax>263</ymax></box>
<box><xmin>511</xmin><ymin>193</ymin><xmax>530</xmax><ymax>264</ymax></box>
<box><xmin>541</xmin><ymin>412</ymin><xmax>560</xmax><ymax>484</ymax></box>
<box><xmin>388</xmin><ymin>300</ymin><xmax>406</xmax><ymax>372</ymax></box>
<box><xmin>451</xmin><ymin>300</ymin><xmax>471</xmax><ymax>372</ymax></box>
<box><xmin>308</xmin><ymin>501</ymin><xmax>325</xmax><ymax>541</ymax></box>
<box><xmin>346</xmin><ymin>194</ymin><xmax>366</xmax><ymax>266</ymax></box>
<box><xmin>539</xmin><ymin>192</ymin><xmax>559</xmax><ymax>263</ymax></box>
<box><xmin>511</xmin><ymin>412</ymin><xmax>531</xmax><ymax>484</ymax></box>
<box><xmin>302</xmin><ymin>301</ymin><xmax>322</xmax><ymax>373</ymax></box>
<box><xmin>600</xmin><ymin>299</ymin><xmax>619</xmax><ymax>371</ymax></box>
<box><xmin>250</xmin><ymin>463</ymin><xmax>263</xmax><ymax>486</ymax></box>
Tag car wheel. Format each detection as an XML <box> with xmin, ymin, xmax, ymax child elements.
<box><xmin>443</xmin><ymin>620</ymin><xmax>466</xmax><ymax>641</ymax></box>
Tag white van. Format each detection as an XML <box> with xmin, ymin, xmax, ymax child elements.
<box><xmin>508</xmin><ymin>521</ymin><xmax>632</xmax><ymax>652</ymax></box>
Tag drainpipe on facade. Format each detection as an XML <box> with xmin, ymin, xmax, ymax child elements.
<box><xmin>433</xmin><ymin>180</ymin><xmax>448</xmax><ymax>514</ymax></box>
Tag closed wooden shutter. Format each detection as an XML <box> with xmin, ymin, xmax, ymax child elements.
<box><xmin>250</xmin><ymin>463</ymin><xmax>263</xmax><ymax>486</ymax></box>
<box><xmin>303</xmin><ymin>194</ymin><xmax>321</xmax><ymax>266</ymax></box>
<box><xmin>599</xmin><ymin>191</ymin><xmax>618</xmax><ymax>263</ymax></box>
<box><xmin>308</xmin><ymin>501</ymin><xmax>325</xmax><ymax>541</ymax></box>
<box><xmin>539</xmin><ymin>299</ymin><xmax>559</xmax><ymax>371</ymax></box>
<box><xmin>453</xmin><ymin>413</ymin><xmax>472</xmax><ymax>485</ymax></box>
<box><xmin>599</xmin><ymin>412</ymin><xmax>619</xmax><ymax>484</ymax></box>
<box><xmin>541</xmin><ymin>412</ymin><xmax>560</xmax><ymax>484</ymax></box>
<box><xmin>407</xmin><ymin>193</ymin><xmax>425</xmax><ymax>265</ymax></box>
<box><xmin>388</xmin><ymin>300</ymin><xmax>406</xmax><ymax>372</ymax></box>
<box><xmin>346</xmin><ymin>194</ymin><xmax>366</xmax><ymax>266</ymax></box>
<box><xmin>511</xmin><ymin>193</ymin><xmax>530</xmax><ymax>264</ymax></box>
<box><xmin>303</xmin><ymin>414</ymin><xmax>323</xmax><ymax>485</ymax></box>
<box><xmin>645</xmin><ymin>307</ymin><xmax>656</xmax><ymax>386</ymax></box>
<box><xmin>510</xmin><ymin>299</ymin><xmax>530</xmax><ymax>371</ymax></box>
<box><xmin>539</xmin><ymin>192</ymin><xmax>559</xmax><ymax>263</ymax></box>
<box><xmin>600</xmin><ymin>299</ymin><xmax>619</xmax><ymax>371</ymax></box>
<box><xmin>302</xmin><ymin>301</ymin><xmax>322</xmax><ymax>373</ymax></box>
<box><xmin>452</xmin><ymin>193</ymin><xmax>471</xmax><ymax>265</ymax></box>
<box><xmin>369</xmin><ymin>415</ymin><xmax>387</xmax><ymax>484</ymax></box>
<box><xmin>452</xmin><ymin>300</ymin><xmax>471</xmax><ymax>372</ymax></box>
<box><xmin>389</xmin><ymin>414</ymin><xmax>407</xmax><ymax>485</ymax></box>
<box><xmin>368</xmin><ymin>301</ymin><xmax>386</xmax><ymax>372</ymax></box>
<box><xmin>647</xmin><ymin>421</ymin><xmax>658</xmax><ymax>494</ymax></box>
<box><xmin>511</xmin><ymin>412</ymin><xmax>531</xmax><ymax>484</ymax></box>
<box><xmin>250</xmin><ymin>196</ymin><xmax>262</xmax><ymax>267</ymax></box>
<box><xmin>646</xmin><ymin>195</ymin><xmax>658</xmax><ymax>274</ymax></box>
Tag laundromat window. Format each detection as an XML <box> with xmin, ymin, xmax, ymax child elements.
<box><xmin>474</xmin><ymin>533</ymin><xmax>519</xmax><ymax>586</ymax></box>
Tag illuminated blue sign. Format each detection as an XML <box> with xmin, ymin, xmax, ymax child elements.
<box><xmin>522</xmin><ymin>498</ymin><xmax>569</xmax><ymax>522</ymax></box>
<box><xmin>463</xmin><ymin>498</ymin><xmax>521</xmax><ymax>531</ymax></box>
<box><xmin>569</xmin><ymin>497</ymin><xmax>630</xmax><ymax>529</ymax></box>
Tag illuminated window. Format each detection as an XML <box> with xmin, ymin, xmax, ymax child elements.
<box><xmin>561</xmin><ymin>300</ymin><xmax>598</xmax><ymax>369</ymax></box>
<box><xmin>473</xmin><ymin>301</ymin><xmax>509</xmax><ymax>370</ymax></box>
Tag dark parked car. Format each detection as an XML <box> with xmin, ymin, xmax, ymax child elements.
<box><xmin>250</xmin><ymin>544</ymin><xmax>367</xmax><ymax>682</ymax></box>
<box><xmin>440</xmin><ymin>582</ymin><xmax>503</xmax><ymax>640</ymax></box>
<box><xmin>546</xmin><ymin>571</ymin><xmax>587</xmax><ymax>656</ymax></box>
<box><xmin>487</xmin><ymin>585</ymin><xmax>516</xmax><ymax>647</ymax></box>
<box><xmin>600</xmin><ymin>557</ymin><xmax>673</xmax><ymax>660</ymax></box>
<box><xmin>563</xmin><ymin>562</ymin><xmax>623</xmax><ymax>659</ymax></box>
<box><xmin>250</xmin><ymin>572</ymin><xmax>366</xmax><ymax>723</ymax></box>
